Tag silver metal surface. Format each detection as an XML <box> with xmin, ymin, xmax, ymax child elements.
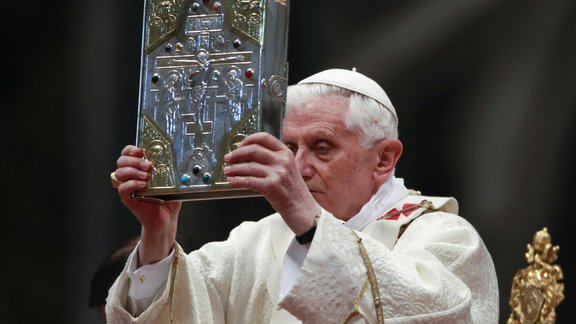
<box><xmin>134</xmin><ymin>0</ymin><xmax>289</xmax><ymax>200</ymax></box>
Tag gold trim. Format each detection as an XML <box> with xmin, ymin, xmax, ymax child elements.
<box><xmin>224</xmin><ymin>0</ymin><xmax>264</xmax><ymax>45</ymax></box>
<box><xmin>138</xmin><ymin>114</ymin><xmax>177</xmax><ymax>190</ymax></box>
<box><xmin>353</xmin><ymin>231</ymin><xmax>384</xmax><ymax>324</ymax></box>
<box><xmin>168</xmin><ymin>252</ymin><xmax>180</xmax><ymax>323</ymax></box>
<box><xmin>343</xmin><ymin>276</ymin><xmax>370</xmax><ymax>323</ymax></box>
<box><xmin>146</xmin><ymin>0</ymin><xmax>189</xmax><ymax>53</ymax></box>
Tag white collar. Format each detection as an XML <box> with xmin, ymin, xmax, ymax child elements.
<box><xmin>345</xmin><ymin>176</ymin><xmax>409</xmax><ymax>231</ymax></box>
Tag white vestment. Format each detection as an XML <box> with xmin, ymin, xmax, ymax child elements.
<box><xmin>106</xmin><ymin>192</ymin><xmax>499</xmax><ymax>323</ymax></box>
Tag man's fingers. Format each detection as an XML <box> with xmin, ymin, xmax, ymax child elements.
<box><xmin>116</xmin><ymin>154</ymin><xmax>152</xmax><ymax>170</ymax></box>
<box><xmin>225</xmin><ymin>143</ymin><xmax>278</xmax><ymax>165</ymax></box>
<box><xmin>224</xmin><ymin>161</ymin><xmax>269</xmax><ymax>178</ymax></box>
<box><xmin>117</xmin><ymin>179</ymin><xmax>149</xmax><ymax>201</ymax></box>
<box><xmin>114</xmin><ymin>166</ymin><xmax>150</xmax><ymax>183</ymax></box>
<box><xmin>238</xmin><ymin>132</ymin><xmax>285</xmax><ymax>151</ymax></box>
<box><xmin>121</xmin><ymin>145</ymin><xmax>145</xmax><ymax>157</ymax></box>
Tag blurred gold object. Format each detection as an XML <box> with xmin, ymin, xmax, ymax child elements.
<box><xmin>508</xmin><ymin>227</ymin><xmax>564</xmax><ymax>323</ymax></box>
<box><xmin>110</xmin><ymin>172</ymin><xmax>121</xmax><ymax>189</ymax></box>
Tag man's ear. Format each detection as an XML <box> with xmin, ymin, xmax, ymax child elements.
<box><xmin>373</xmin><ymin>139</ymin><xmax>403</xmax><ymax>181</ymax></box>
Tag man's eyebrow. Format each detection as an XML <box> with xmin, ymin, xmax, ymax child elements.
<box><xmin>311</xmin><ymin>129</ymin><xmax>337</xmax><ymax>139</ymax></box>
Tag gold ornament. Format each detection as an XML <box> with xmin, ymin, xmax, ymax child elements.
<box><xmin>508</xmin><ymin>227</ymin><xmax>564</xmax><ymax>324</ymax></box>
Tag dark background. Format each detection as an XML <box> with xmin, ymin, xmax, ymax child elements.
<box><xmin>2</xmin><ymin>0</ymin><xmax>574</xmax><ymax>323</ymax></box>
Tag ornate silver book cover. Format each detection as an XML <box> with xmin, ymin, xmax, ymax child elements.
<box><xmin>134</xmin><ymin>0</ymin><xmax>289</xmax><ymax>200</ymax></box>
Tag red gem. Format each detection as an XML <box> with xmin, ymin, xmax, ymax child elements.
<box><xmin>245</xmin><ymin>69</ymin><xmax>253</xmax><ymax>79</ymax></box>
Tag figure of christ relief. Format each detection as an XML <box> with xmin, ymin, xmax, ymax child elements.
<box><xmin>168</xmin><ymin>49</ymin><xmax>245</xmax><ymax>181</ymax></box>
<box><xmin>171</xmin><ymin>49</ymin><xmax>245</xmax><ymax>147</ymax></box>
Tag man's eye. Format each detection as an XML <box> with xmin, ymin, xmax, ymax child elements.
<box><xmin>315</xmin><ymin>143</ymin><xmax>331</xmax><ymax>153</ymax></box>
<box><xmin>285</xmin><ymin>143</ymin><xmax>297</xmax><ymax>155</ymax></box>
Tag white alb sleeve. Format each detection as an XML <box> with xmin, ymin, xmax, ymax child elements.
<box><xmin>125</xmin><ymin>242</ymin><xmax>174</xmax><ymax>316</ymax></box>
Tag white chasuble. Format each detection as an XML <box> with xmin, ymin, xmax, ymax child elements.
<box><xmin>106</xmin><ymin>194</ymin><xmax>499</xmax><ymax>323</ymax></box>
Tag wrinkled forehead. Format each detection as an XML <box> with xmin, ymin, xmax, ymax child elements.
<box><xmin>285</xmin><ymin>94</ymin><xmax>349</xmax><ymax>116</ymax></box>
<box><xmin>281</xmin><ymin>98</ymin><xmax>353</xmax><ymax>140</ymax></box>
<box><xmin>286</xmin><ymin>85</ymin><xmax>350</xmax><ymax>111</ymax></box>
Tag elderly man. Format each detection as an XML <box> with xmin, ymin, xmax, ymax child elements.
<box><xmin>106</xmin><ymin>69</ymin><xmax>499</xmax><ymax>323</ymax></box>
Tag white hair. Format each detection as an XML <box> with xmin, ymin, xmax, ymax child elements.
<box><xmin>286</xmin><ymin>83</ymin><xmax>398</xmax><ymax>149</ymax></box>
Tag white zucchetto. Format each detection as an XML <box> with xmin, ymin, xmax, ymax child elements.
<box><xmin>297</xmin><ymin>68</ymin><xmax>398</xmax><ymax>123</ymax></box>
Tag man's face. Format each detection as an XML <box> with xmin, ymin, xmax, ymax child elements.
<box><xmin>282</xmin><ymin>96</ymin><xmax>381</xmax><ymax>221</ymax></box>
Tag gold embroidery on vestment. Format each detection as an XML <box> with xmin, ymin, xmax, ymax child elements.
<box><xmin>343</xmin><ymin>276</ymin><xmax>369</xmax><ymax>323</ymax></box>
<box><xmin>168</xmin><ymin>253</ymin><xmax>180</xmax><ymax>323</ymax></box>
<box><xmin>353</xmin><ymin>231</ymin><xmax>385</xmax><ymax>323</ymax></box>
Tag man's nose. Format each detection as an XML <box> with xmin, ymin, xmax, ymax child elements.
<box><xmin>295</xmin><ymin>150</ymin><xmax>313</xmax><ymax>180</ymax></box>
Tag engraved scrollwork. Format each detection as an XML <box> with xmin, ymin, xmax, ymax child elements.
<box><xmin>266</xmin><ymin>75</ymin><xmax>287</xmax><ymax>102</ymax></box>
<box><xmin>146</xmin><ymin>0</ymin><xmax>188</xmax><ymax>53</ymax></box>
<box><xmin>508</xmin><ymin>227</ymin><xmax>564</xmax><ymax>324</ymax></box>
<box><xmin>229</xmin><ymin>0</ymin><xmax>263</xmax><ymax>44</ymax></box>
<box><xmin>223</xmin><ymin>66</ymin><xmax>245</xmax><ymax>131</ymax></box>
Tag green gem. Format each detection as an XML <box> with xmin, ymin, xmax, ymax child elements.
<box><xmin>202</xmin><ymin>172</ymin><xmax>211</xmax><ymax>183</ymax></box>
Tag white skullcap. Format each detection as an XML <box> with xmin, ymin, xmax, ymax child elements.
<box><xmin>297</xmin><ymin>68</ymin><xmax>398</xmax><ymax>123</ymax></box>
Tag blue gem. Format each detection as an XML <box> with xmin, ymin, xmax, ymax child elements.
<box><xmin>181</xmin><ymin>174</ymin><xmax>191</xmax><ymax>184</ymax></box>
<box><xmin>165</xmin><ymin>43</ymin><xmax>172</xmax><ymax>52</ymax></box>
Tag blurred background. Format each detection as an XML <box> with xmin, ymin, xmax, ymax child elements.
<box><xmin>2</xmin><ymin>0</ymin><xmax>574</xmax><ymax>322</ymax></box>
